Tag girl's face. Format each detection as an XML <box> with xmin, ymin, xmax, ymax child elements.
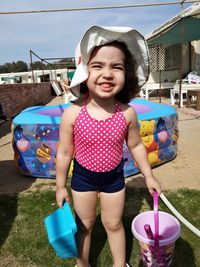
<box><xmin>86</xmin><ymin>44</ymin><xmax>126</xmax><ymax>100</ymax></box>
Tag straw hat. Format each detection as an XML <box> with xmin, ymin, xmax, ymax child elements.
<box><xmin>70</xmin><ymin>25</ymin><xmax>149</xmax><ymax>97</ymax></box>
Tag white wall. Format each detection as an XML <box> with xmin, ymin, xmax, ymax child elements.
<box><xmin>0</xmin><ymin>69</ymin><xmax>68</xmax><ymax>84</ymax></box>
<box><xmin>192</xmin><ymin>40</ymin><xmax>200</xmax><ymax>75</ymax></box>
<box><xmin>148</xmin><ymin>70</ymin><xmax>180</xmax><ymax>83</ymax></box>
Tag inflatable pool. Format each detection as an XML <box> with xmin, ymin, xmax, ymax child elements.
<box><xmin>12</xmin><ymin>98</ymin><xmax>178</xmax><ymax>178</ymax></box>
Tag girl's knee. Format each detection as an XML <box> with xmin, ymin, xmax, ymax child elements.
<box><xmin>101</xmin><ymin>218</ymin><xmax>123</xmax><ymax>232</ymax></box>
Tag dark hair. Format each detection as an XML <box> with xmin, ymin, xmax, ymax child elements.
<box><xmin>79</xmin><ymin>41</ymin><xmax>139</xmax><ymax>104</ymax></box>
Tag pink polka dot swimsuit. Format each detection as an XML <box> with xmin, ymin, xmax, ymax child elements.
<box><xmin>74</xmin><ymin>103</ymin><xmax>128</xmax><ymax>172</ymax></box>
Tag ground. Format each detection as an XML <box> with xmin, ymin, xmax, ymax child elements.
<box><xmin>0</xmin><ymin>95</ymin><xmax>200</xmax><ymax>195</ymax></box>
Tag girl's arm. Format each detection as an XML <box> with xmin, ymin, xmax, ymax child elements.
<box><xmin>125</xmin><ymin>106</ymin><xmax>162</xmax><ymax>195</ymax></box>
<box><xmin>56</xmin><ymin>106</ymin><xmax>76</xmax><ymax>207</ymax></box>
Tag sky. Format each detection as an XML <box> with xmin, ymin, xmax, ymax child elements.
<box><xmin>0</xmin><ymin>0</ymin><xmax>192</xmax><ymax>65</ymax></box>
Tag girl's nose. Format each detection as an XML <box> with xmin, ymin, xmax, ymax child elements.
<box><xmin>102</xmin><ymin>67</ymin><xmax>113</xmax><ymax>78</ymax></box>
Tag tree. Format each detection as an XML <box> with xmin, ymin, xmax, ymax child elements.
<box><xmin>29</xmin><ymin>61</ymin><xmax>46</xmax><ymax>71</ymax></box>
<box><xmin>14</xmin><ymin>61</ymin><xmax>28</xmax><ymax>72</ymax></box>
<box><xmin>0</xmin><ymin>61</ymin><xmax>28</xmax><ymax>73</ymax></box>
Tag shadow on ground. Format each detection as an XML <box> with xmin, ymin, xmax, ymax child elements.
<box><xmin>0</xmin><ymin>120</ymin><xmax>12</xmax><ymax>139</ymax></box>
<box><xmin>0</xmin><ymin>160</ymin><xmax>36</xmax><ymax>195</ymax></box>
<box><xmin>0</xmin><ymin>159</ymin><xmax>36</xmax><ymax>251</ymax></box>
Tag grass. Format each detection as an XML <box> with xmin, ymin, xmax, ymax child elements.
<box><xmin>0</xmin><ymin>187</ymin><xmax>199</xmax><ymax>267</ymax></box>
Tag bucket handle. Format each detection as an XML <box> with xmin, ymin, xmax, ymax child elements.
<box><xmin>153</xmin><ymin>191</ymin><xmax>159</xmax><ymax>247</ymax></box>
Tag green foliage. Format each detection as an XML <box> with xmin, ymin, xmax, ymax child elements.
<box><xmin>0</xmin><ymin>61</ymin><xmax>28</xmax><ymax>73</ymax></box>
<box><xmin>29</xmin><ymin>61</ymin><xmax>47</xmax><ymax>71</ymax></box>
<box><xmin>0</xmin><ymin>58</ymin><xmax>75</xmax><ymax>74</ymax></box>
<box><xmin>0</xmin><ymin>188</ymin><xmax>199</xmax><ymax>267</ymax></box>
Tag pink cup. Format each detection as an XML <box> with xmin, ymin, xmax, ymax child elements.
<box><xmin>132</xmin><ymin>210</ymin><xmax>181</xmax><ymax>267</ymax></box>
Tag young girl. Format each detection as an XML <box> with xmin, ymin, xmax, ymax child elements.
<box><xmin>56</xmin><ymin>26</ymin><xmax>162</xmax><ymax>267</ymax></box>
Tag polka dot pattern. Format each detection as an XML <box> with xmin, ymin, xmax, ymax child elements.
<box><xmin>74</xmin><ymin>104</ymin><xmax>127</xmax><ymax>172</ymax></box>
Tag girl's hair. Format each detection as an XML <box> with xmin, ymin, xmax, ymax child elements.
<box><xmin>79</xmin><ymin>41</ymin><xmax>139</xmax><ymax>104</ymax></box>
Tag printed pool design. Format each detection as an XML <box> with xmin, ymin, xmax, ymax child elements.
<box><xmin>12</xmin><ymin>98</ymin><xmax>178</xmax><ymax>178</ymax></box>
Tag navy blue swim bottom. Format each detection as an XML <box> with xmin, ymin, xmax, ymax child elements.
<box><xmin>71</xmin><ymin>158</ymin><xmax>126</xmax><ymax>193</ymax></box>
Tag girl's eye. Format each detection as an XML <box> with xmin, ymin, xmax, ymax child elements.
<box><xmin>113</xmin><ymin>65</ymin><xmax>125</xmax><ymax>71</ymax></box>
<box><xmin>114</xmin><ymin>67</ymin><xmax>123</xmax><ymax>70</ymax></box>
<box><xmin>91</xmin><ymin>64</ymin><xmax>102</xmax><ymax>69</ymax></box>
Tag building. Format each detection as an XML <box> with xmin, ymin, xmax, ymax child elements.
<box><xmin>146</xmin><ymin>2</ymin><xmax>200</xmax><ymax>84</ymax></box>
<box><xmin>0</xmin><ymin>68</ymin><xmax>75</xmax><ymax>85</ymax></box>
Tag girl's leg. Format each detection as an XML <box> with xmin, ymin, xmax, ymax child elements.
<box><xmin>100</xmin><ymin>188</ymin><xmax>126</xmax><ymax>267</ymax></box>
<box><xmin>71</xmin><ymin>189</ymin><xmax>97</xmax><ymax>267</ymax></box>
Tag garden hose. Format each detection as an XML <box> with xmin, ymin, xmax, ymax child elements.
<box><xmin>160</xmin><ymin>193</ymin><xmax>200</xmax><ymax>238</ymax></box>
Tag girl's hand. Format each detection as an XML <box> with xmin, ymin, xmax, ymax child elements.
<box><xmin>56</xmin><ymin>187</ymin><xmax>70</xmax><ymax>208</ymax></box>
<box><xmin>145</xmin><ymin>175</ymin><xmax>163</xmax><ymax>196</ymax></box>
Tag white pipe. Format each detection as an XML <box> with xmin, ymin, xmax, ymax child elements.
<box><xmin>160</xmin><ymin>193</ymin><xmax>200</xmax><ymax>238</ymax></box>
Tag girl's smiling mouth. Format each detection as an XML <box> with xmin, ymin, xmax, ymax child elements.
<box><xmin>100</xmin><ymin>82</ymin><xmax>114</xmax><ymax>91</ymax></box>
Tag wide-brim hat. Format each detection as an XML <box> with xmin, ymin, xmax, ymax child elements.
<box><xmin>70</xmin><ymin>25</ymin><xmax>149</xmax><ymax>97</ymax></box>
